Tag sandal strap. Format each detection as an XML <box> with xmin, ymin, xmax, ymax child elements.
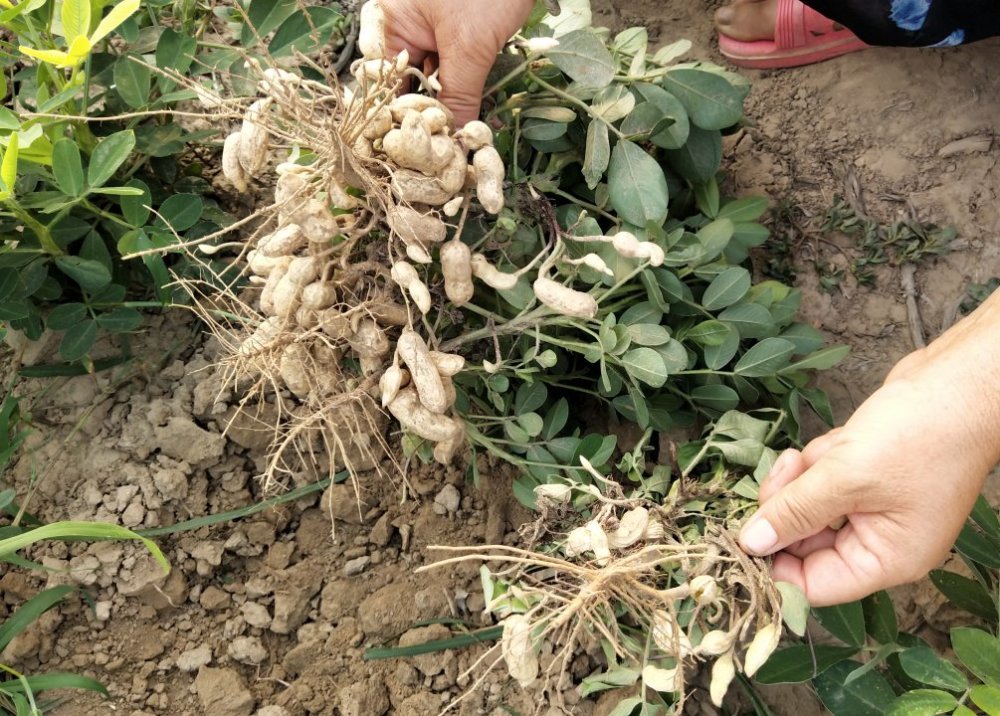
<box><xmin>776</xmin><ymin>0</ymin><xmax>842</xmax><ymax>50</ymax></box>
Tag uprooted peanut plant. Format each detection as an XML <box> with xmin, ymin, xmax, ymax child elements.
<box><xmin>160</xmin><ymin>0</ymin><xmax>851</xmax><ymax>711</ymax></box>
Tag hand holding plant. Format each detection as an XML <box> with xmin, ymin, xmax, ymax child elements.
<box><xmin>742</xmin><ymin>288</ymin><xmax>1000</xmax><ymax>605</ymax></box>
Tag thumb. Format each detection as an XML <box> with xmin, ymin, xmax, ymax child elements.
<box><xmin>435</xmin><ymin>41</ymin><xmax>495</xmax><ymax>128</ymax></box>
<box><xmin>740</xmin><ymin>463</ymin><xmax>853</xmax><ymax>556</ymax></box>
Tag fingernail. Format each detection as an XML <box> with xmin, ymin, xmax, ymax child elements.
<box><xmin>741</xmin><ymin>517</ymin><xmax>779</xmax><ymax>556</ymax></box>
<box><xmin>716</xmin><ymin>6</ymin><xmax>735</xmax><ymax>24</ymax></box>
<box><xmin>768</xmin><ymin>450</ymin><xmax>795</xmax><ymax>482</ymax></box>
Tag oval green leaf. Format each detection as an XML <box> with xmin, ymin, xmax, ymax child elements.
<box><xmin>620</xmin><ymin>347</ymin><xmax>668</xmax><ymax>388</ymax></box>
<box><xmin>87</xmin><ymin>130</ymin><xmax>136</xmax><ymax>188</ymax></box>
<box><xmin>734</xmin><ymin>337</ymin><xmax>796</xmax><ymax>378</ymax></box>
<box><xmin>608</xmin><ymin>140</ymin><xmax>669</xmax><ymax>228</ymax></box>
<box><xmin>547</xmin><ymin>29</ymin><xmax>615</xmax><ymax>87</ymax></box>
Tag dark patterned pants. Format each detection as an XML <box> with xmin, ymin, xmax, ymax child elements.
<box><xmin>803</xmin><ymin>0</ymin><xmax>1000</xmax><ymax>47</ymax></box>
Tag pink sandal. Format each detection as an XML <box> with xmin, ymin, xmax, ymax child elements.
<box><xmin>718</xmin><ymin>0</ymin><xmax>869</xmax><ymax>69</ymax></box>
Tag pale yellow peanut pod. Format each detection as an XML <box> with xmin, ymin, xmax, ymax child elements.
<box><xmin>711</xmin><ymin>651</ymin><xmax>737</xmax><ymax>707</ymax></box>
<box><xmin>259</xmin><ymin>257</ymin><xmax>292</xmax><ymax>315</ymax></box>
<box><xmin>395</xmin><ymin>328</ymin><xmax>448</xmax><ymax>414</ymax></box>
<box><xmin>442</xmin><ymin>196</ymin><xmax>463</xmax><ymax>218</ymax></box>
<box><xmin>328</xmin><ymin>179</ymin><xmax>360</xmax><ymax>210</ymax></box>
<box><xmin>651</xmin><ymin>611</ymin><xmax>693</xmax><ymax>657</ymax></box>
<box><xmin>421</xmin><ymin>107</ymin><xmax>450</xmax><ymax>135</ymax></box>
<box><xmin>608</xmin><ymin>507</ymin><xmax>649</xmax><ymax>549</ymax></box>
<box><xmin>743</xmin><ymin>623</ymin><xmax>781</xmax><ymax>677</ymax></box>
<box><xmin>643</xmin><ymin>519</ymin><xmax>665</xmax><ymax>541</ymax></box>
<box><xmin>285</xmin><ymin>255</ymin><xmax>321</xmax><ymax>286</ymax></box>
<box><xmin>432</xmin><ymin>424</ymin><xmax>465</xmax><ymax>465</ymax></box>
<box><xmin>258</xmin><ymin>224</ymin><xmax>306</xmax><ymax>258</ymax></box>
<box><xmin>355</xmin><ymin>58</ymin><xmax>395</xmax><ymax>83</ymax></box>
<box><xmin>274</xmin><ymin>169</ymin><xmax>308</xmax><ymax>205</ymax></box>
<box><xmin>387</xmin><ymin>205</ymin><xmax>448</xmax><ymax>245</ymax></box>
<box><xmin>533</xmin><ymin>277</ymin><xmax>598</xmax><ymax>319</ymax></box>
<box><xmin>368</xmin><ymin>301</ymin><xmax>410</xmax><ymax>327</ymax></box>
<box><xmin>611</xmin><ymin>231</ymin><xmax>665</xmax><ymax>267</ymax></box>
<box><xmin>428</xmin><ymin>135</ymin><xmax>459</xmax><ymax>173</ymax></box>
<box><xmin>379</xmin><ymin>364</ymin><xmax>405</xmax><ymax>408</ymax></box>
<box><xmin>440</xmin><ymin>239</ymin><xmax>474</xmax><ymax>307</ymax></box>
<box><xmin>501</xmin><ymin>615</ymin><xmax>539</xmax><ymax>689</ymax></box>
<box><xmin>387</xmin><ymin>388</ymin><xmax>463</xmax><ymax>443</ymax></box>
<box><xmin>247</xmin><ymin>250</ymin><xmax>286</xmax><ymax>277</ymax></box>
<box><xmin>690</xmin><ymin>575</ymin><xmax>720</xmax><ymax>605</ymax></box>
<box><xmin>698</xmin><ymin>630</ymin><xmax>735</xmax><ymax>657</ymax></box>
<box><xmin>238</xmin><ymin>98</ymin><xmax>272</xmax><ymax>176</ymax></box>
<box><xmin>358</xmin><ymin>1</ymin><xmax>386</xmax><ymax>59</ymax></box>
<box><xmin>428</xmin><ymin>351</ymin><xmax>465</xmax><ymax>377</ymax></box>
<box><xmin>390</xmin><ymin>261</ymin><xmax>432</xmax><ymax>314</ymax></box>
<box><xmin>301</xmin><ymin>282</ymin><xmax>337</xmax><ymax>310</ymax></box>
<box><xmin>239</xmin><ymin>317</ymin><xmax>281</xmax><ymax>356</ymax></box>
<box><xmin>439</xmin><ymin>374</ymin><xmax>458</xmax><ymax>412</ymax></box>
<box><xmin>291</xmin><ymin>199</ymin><xmax>341</xmax><ymax>244</ymax></box>
<box><xmin>279</xmin><ymin>343</ymin><xmax>312</xmax><ymax>399</ymax></box>
<box><xmin>405</xmin><ymin>243</ymin><xmax>432</xmax><ymax>265</ymax></box>
<box><xmin>362</xmin><ymin>105</ymin><xmax>393</xmax><ymax>140</ymax></box>
<box><xmin>390</xmin><ymin>169</ymin><xmax>454</xmax><ymax>206</ymax></box>
<box><xmin>534</xmin><ymin>483</ymin><xmax>573</xmax><ymax>504</ymax></box>
<box><xmin>353</xmin><ymin>135</ymin><xmax>375</xmax><ymax>159</ymax></box>
<box><xmin>258</xmin><ymin>68</ymin><xmax>300</xmax><ymax>98</ymax></box>
<box><xmin>438</xmin><ymin>144</ymin><xmax>469</xmax><ymax>195</ymax></box>
<box><xmin>579</xmin><ymin>252</ymin><xmax>614</xmax><ymax>276</ymax></box>
<box><xmin>641</xmin><ymin>665</ymin><xmax>680</xmax><ymax>693</ymax></box>
<box><xmin>349</xmin><ymin>319</ymin><xmax>390</xmax><ymax>360</ymax></box>
<box><xmin>455</xmin><ymin>120</ymin><xmax>493</xmax><ymax>152</ymax></box>
<box><xmin>471</xmin><ymin>254</ymin><xmax>519</xmax><ymax>290</ymax></box>
<box><xmin>295</xmin><ymin>306</ymin><xmax>319</xmax><ymax>330</ymax></box>
<box><xmin>382</xmin><ymin>115</ymin><xmax>432</xmax><ymax>173</ymax></box>
<box><xmin>586</xmin><ymin>520</ymin><xmax>611</xmax><ymax>566</ymax></box>
<box><xmin>473</xmin><ymin>146</ymin><xmax>505</xmax><ymax>214</ymax></box>
<box><xmin>272</xmin><ymin>274</ymin><xmax>303</xmax><ymax>319</ymax></box>
<box><xmin>389</xmin><ymin>94</ymin><xmax>454</xmax><ymax>126</ymax></box>
<box><xmin>318</xmin><ymin>310</ymin><xmax>352</xmax><ymax>340</ymax></box>
<box><xmin>222</xmin><ymin>132</ymin><xmax>248</xmax><ymax>193</ymax></box>
<box><xmin>564</xmin><ymin>525</ymin><xmax>592</xmax><ymax>558</ymax></box>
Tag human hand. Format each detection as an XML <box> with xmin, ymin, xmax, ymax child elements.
<box><xmin>739</xmin><ymin>291</ymin><xmax>1000</xmax><ymax>606</ymax></box>
<box><xmin>381</xmin><ymin>0</ymin><xmax>535</xmax><ymax>126</ymax></box>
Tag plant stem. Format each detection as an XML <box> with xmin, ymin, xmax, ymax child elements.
<box><xmin>525</xmin><ymin>71</ymin><xmax>625</xmax><ymax>140</ymax></box>
<box><xmin>5</xmin><ymin>202</ymin><xmax>62</xmax><ymax>256</ymax></box>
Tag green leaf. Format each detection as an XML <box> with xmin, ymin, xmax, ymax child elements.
<box><xmin>896</xmin><ymin>647</ymin><xmax>967</xmax><ymax>692</ymax></box>
<box><xmin>0</xmin><ymin>585</ymin><xmax>75</xmax><ymax>652</ymax></box>
<box><xmin>687</xmin><ymin>319</ymin><xmax>730</xmax><ymax>347</ymax></box>
<box><xmin>620</xmin><ymin>348</ymin><xmax>669</xmax><ymax>388</ymax></box>
<box><xmin>719</xmin><ymin>196</ymin><xmax>769</xmax><ymax>222</ymax></box>
<box><xmin>780</xmin><ymin>323</ymin><xmax>827</xmax><ymax>354</ymax></box>
<box><xmin>120</xmin><ymin>179</ymin><xmax>151</xmax><ymax>227</ymax></box>
<box><xmin>863</xmin><ymin>591</ymin><xmax>899</xmax><ymax>645</ymax></box>
<box><xmin>970</xmin><ymin>685</ymin><xmax>1000</xmax><ymax>716</ymax></box>
<box><xmin>87</xmin><ymin>130</ymin><xmax>136</xmax><ymax>188</ymax></box>
<box><xmin>719</xmin><ymin>303</ymin><xmax>775</xmax><ymax>340</ymax></box>
<box><xmin>955</xmin><ymin>524</ymin><xmax>1000</xmax><ymax>568</ymax></box>
<box><xmin>815</xmin><ymin>601</ymin><xmax>866</xmax><ymax>647</ymax></box>
<box><xmin>663</xmin><ymin>69</ymin><xmax>745</xmax><ymax>130</ymax></box>
<box><xmin>154</xmin><ymin>193</ymin><xmax>204</xmax><ymax>232</ymax></box>
<box><xmin>156</xmin><ymin>27</ymin><xmax>197</xmax><ymax>76</ymax></box>
<box><xmin>776</xmin><ymin>581</ymin><xmax>810</xmax><ymax>637</ymax></box>
<box><xmin>608</xmin><ymin>140</ymin><xmax>669</xmax><ymax>228</ymax></box>
<box><xmin>634</xmin><ymin>83</ymin><xmax>690</xmax><ymax>149</ymax></box>
<box><xmin>51</xmin><ymin>138</ymin><xmax>85</xmax><ymax>197</ymax></box>
<box><xmin>970</xmin><ymin>496</ymin><xmax>1000</xmax><ymax>541</ymax></box>
<box><xmin>583</xmin><ymin>119</ymin><xmax>610</xmax><ymax>190</ymax></box>
<box><xmin>664</xmin><ymin>125</ymin><xmax>722</xmax><ymax>183</ymax></box>
<box><xmin>704</xmin><ymin>326</ymin><xmax>739</xmax><ymax>370</ymax></box>
<box><xmin>690</xmin><ymin>384</ymin><xmax>738</xmax><ymax>412</ymax></box>
<box><xmin>0</xmin><ymin>301</ymin><xmax>29</xmax><ymax>321</ymax></box>
<box><xmin>243</xmin><ymin>0</ymin><xmax>298</xmax><ymax>45</ymax></box>
<box><xmin>627</xmin><ymin>323</ymin><xmax>671</xmax><ymax>347</ymax></box>
<box><xmin>755</xmin><ymin>645</ymin><xmax>858</xmax><ymax>684</ymax></box>
<box><xmin>521</xmin><ymin>119</ymin><xmax>567</xmax><ymax>141</ymax></box>
<box><xmin>884</xmin><ymin>690</ymin><xmax>957</xmax><ymax>716</ymax></box>
<box><xmin>8</xmin><ymin>672</ymin><xmax>109</xmax><ymax>699</ymax></box>
<box><xmin>779</xmin><ymin>345</ymin><xmax>850</xmax><ymax>373</ymax></box>
<box><xmin>695</xmin><ymin>218</ymin><xmax>735</xmax><ymax>264</ymax></box>
<box><xmin>113</xmin><ymin>55</ymin><xmax>151</xmax><ymax>109</ymax></box>
<box><xmin>734</xmin><ymin>338</ymin><xmax>796</xmax><ymax>378</ymax></box>
<box><xmin>1</xmin><ymin>131</ymin><xmax>17</xmax><ymax>193</ymax></box>
<box><xmin>951</xmin><ymin>627</ymin><xmax>1000</xmax><ymax>687</ymax></box>
<box><xmin>60</xmin><ymin>0</ymin><xmax>91</xmax><ymax>42</ymax></box>
<box><xmin>547</xmin><ymin>29</ymin><xmax>615</xmax><ymax>87</ymax></box>
<box><xmin>268</xmin><ymin>7</ymin><xmax>342</xmax><ymax>58</ymax></box>
<box><xmin>929</xmin><ymin>570</ymin><xmax>998</xmax><ymax>622</ymax></box>
<box><xmin>702</xmin><ymin>266</ymin><xmax>751</xmax><ymax>310</ymax></box>
<box><xmin>96</xmin><ymin>307</ymin><xmax>143</xmax><ymax>333</ymax></box>
<box><xmin>59</xmin><ymin>320</ymin><xmax>98</xmax><ymax>362</ymax></box>
<box><xmin>47</xmin><ymin>302</ymin><xmax>87</xmax><ymax>330</ymax></box>
<box><xmin>54</xmin><ymin>256</ymin><xmax>111</xmax><ymax>292</ymax></box>
<box><xmin>814</xmin><ymin>660</ymin><xmax>896</xmax><ymax>716</ymax></box>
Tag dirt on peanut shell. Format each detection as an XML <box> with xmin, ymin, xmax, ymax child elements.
<box><xmin>2</xmin><ymin>3</ymin><xmax>999</xmax><ymax>716</ymax></box>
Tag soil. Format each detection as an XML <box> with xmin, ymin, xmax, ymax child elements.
<box><xmin>3</xmin><ymin>2</ymin><xmax>1000</xmax><ymax>715</ymax></box>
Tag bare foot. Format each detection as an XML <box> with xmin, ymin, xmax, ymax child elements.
<box><xmin>714</xmin><ymin>0</ymin><xmax>778</xmax><ymax>41</ymax></box>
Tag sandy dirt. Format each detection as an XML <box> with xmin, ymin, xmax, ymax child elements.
<box><xmin>2</xmin><ymin>2</ymin><xmax>999</xmax><ymax>715</ymax></box>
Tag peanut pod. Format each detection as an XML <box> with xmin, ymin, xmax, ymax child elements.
<box><xmin>390</xmin><ymin>169</ymin><xmax>454</xmax><ymax>206</ymax></box>
<box><xmin>395</xmin><ymin>328</ymin><xmax>449</xmax><ymax>414</ymax></box>
<box><xmin>259</xmin><ymin>224</ymin><xmax>306</xmax><ymax>258</ymax></box>
<box><xmin>388</xmin><ymin>388</ymin><xmax>463</xmax><ymax>443</ymax></box>
<box><xmin>428</xmin><ymin>351</ymin><xmax>465</xmax><ymax>377</ymax></box>
<box><xmin>471</xmin><ymin>254</ymin><xmax>519</xmax><ymax>290</ymax></box>
<box><xmin>390</xmin><ymin>261</ymin><xmax>432</xmax><ymax>314</ymax></box>
<box><xmin>389</xmin><ymin>94</ymin><xmax>453</xmax><ymax>126</ymax></box>
<box><xmin>239</xmin><ymin>317</ymin><xmax>281</xmax><ymax>356</ymax></box>
<box><xmin>301</xmin><ymin>281</ymin><xmax>337</xmax><ymax>310</ymax></box>
<box><xmin>533</xmin><ymin>277</ymin><xmax>598</xmax><ymax>319</ymax></box>
<box><xmin>473</xmin><ymin>146</ymin><xmax>505</xmax><ymax>214</ymax></box>
<box><xmin>439</xmin><ymin>239</ymin><xmax>474</xmax><ymax>306</ymax></box>
<box><xmin>279</xmin><ymin>343</ymin><xmax>312</xmax><ymax>399</ymax></box>
<box><xmin>358</xmin><ymin>1</ymin><xmax>386</xmax><ymax>60</ymax></box>
<box><xmin>259</xmin><ymin>257</ymin><xmax>292</xmax><ymax>315</ymax></box>
<box><xmin>238</xmin><ymin>98</ymin><xmax>272</xmax><ymax>176</ymax></box>
<box><xmin>387</xmin><ymin>205</ymin><xmax>447</xmax><ymax>245</ymax></box>
<box><xmin>455</xmin><ymin>121</ymin><xmax>493</xmax><ymax>152</ymax></box>
<box><xmin>611</xmin><ymin>231</ymin><xmax>665</xmax><ymax>267</ymax></box>
<box><xmin>432</xmin><ymin>419</ymin><xmax>466</xmax><ymax>465</ymax></box>
<box><xmin>222</xmin><ymin>132</ymin><xmax>248</xmax><ymax>193</ymax></box>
